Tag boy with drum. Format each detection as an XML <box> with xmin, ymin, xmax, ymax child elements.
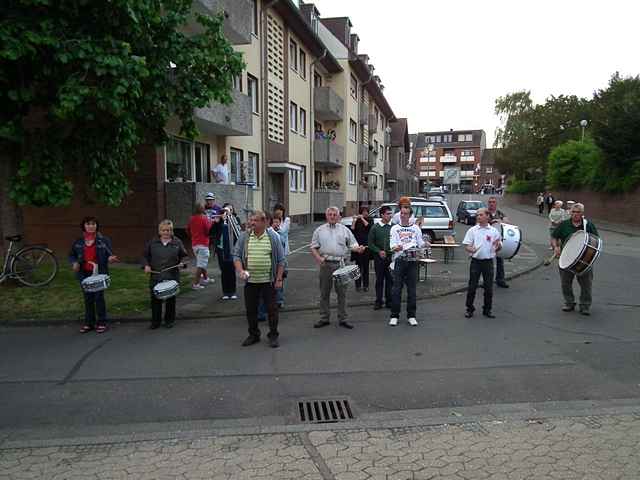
<box><xmin>143</xmin><ymin>220</ymin><xmax>189</xmax><ymax>329</ymax></box>
<box><xmin>389</xmin><ymin>205</ymin><xmax>428</xmax><ymax>326</ymax></box>
<box><xmin>551</xmin><ymin>203</ymin><xmax>599</xmax><ymax>316</ymax></box>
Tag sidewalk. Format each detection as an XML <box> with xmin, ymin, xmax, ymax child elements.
<box><xmin>2</xmin><ymin>399</ymin><xmax>639</xmax><ymax>479</ymax></box>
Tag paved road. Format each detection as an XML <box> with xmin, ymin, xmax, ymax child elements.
<box><xmin>1</xmin><ymin>195</ymin><xmax>640</xmax><ymax>476</ymax></box>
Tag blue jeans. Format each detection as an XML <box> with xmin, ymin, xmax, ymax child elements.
<box><xmin>391</xmin><ymin>260</ymin><xmax>417</xmax><ymax>318</ymax></box>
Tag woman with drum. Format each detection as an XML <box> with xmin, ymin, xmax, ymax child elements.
<box><xmin>70</xmin><ymin>216</ymin><xmax>119</xmax><ymax>334</ymax></box>
<box><xmin>143</xmin><ymin>220</ymin><xmax>189</xmax><ymax>329</ymax></box>
<box><xmin>350</xmin><ymin>206</ymin><xmax>373</xmax><ymax>292</ymax></box>
<box><xmin>551</xmin><ymin>203</ymin><xmax>600</xmax><ymax>316</ymax></box>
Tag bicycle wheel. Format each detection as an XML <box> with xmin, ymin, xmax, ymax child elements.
<box><xmin>11</xmin><ymin>246</ymin><xmax>59</xmax><ymax>287</ymax></box>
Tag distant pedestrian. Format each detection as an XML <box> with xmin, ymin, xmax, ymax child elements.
<box><xmin>187</xmin><ymin>202</ymin><xmax>212</xmax><ymax>290</ymax></box>
<box><xmin>463</xmin><ymin>208</ymin><xmax>502</xmax><ymax>318</ymax></box>
<box><xmin>143</xmin><ymin>220</ymin><xmax>189</xmax><ymax>329</ymax></box>
<box><xmin>536</xmin><ymin>193</ymin><xmax>545</xmax><ymax>215</ymax></box>
<box><xmin>233</xmin><ymin>210</ymin><xmax>285</xmax><ymax>348</ymax></box>
<box><xmin>350</xmin><ymin>206</ymin><xmax>372</xmax><ymax>292</ymax></box>
<box><xmin>70</xmin><ymin>216</ymin><xmax>119</xmax><ymax>334</ymax></box>
<box><xmin>548</xmin><ymin>201</ymin><xmax>567</xmax><ymax>249</ymax></box>
<box><xmin>545</xmin><ymin>192</ymin><xmax>555</xmax><ymax>214</ymax></box>
<box><xmin>272</xmin><ymin>203</ymin><xmax>290</xmax><ymax>307</ymax></box>
<box><xmin>368</xmin><ymin>205</ymin><xmax>394</xmax><ymax>310</ymax></box>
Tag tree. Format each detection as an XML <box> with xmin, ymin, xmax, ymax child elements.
<box><xmin>1</xmin><ymin>0</ymin><xmax>244</xmax><ymax>211</ymax></box>
<box><xmin>546</xmin><ymin>139</ymin><xmax>602</xmax><ymax>191</ymax></box>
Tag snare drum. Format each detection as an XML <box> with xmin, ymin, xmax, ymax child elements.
<box><xmin>332</xmin><ymin>265</ymin><xmax>361</xmax><ymax>286</ymax></box>
<box><xmin>497</xmin><ymin>223</ymin><xmax>522</xmax><ymax>259</ymax></box>
<box><xmin>153</xmin><ymin>280</ymin><xmax>180</xmax><ymax>300</ymax></box>
<box><xmin>81</xmin><ymin>274</ymin><xmax>111</xmax><ymax>293</ymax></box>
<box><xmin>403</xmin><ymin>247</ymin><xmax>427</xmax><ymax>262</ymax></box>
<box><xmin>558</xmin><ymin>231</ymin><xmax>602</xmax><ymax>276</ymax></box>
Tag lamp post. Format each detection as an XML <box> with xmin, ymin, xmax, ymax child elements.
<box><xmin>580</xmin><ymin>119</ymin><xmax>588</xmax><ymax>143</ymax></box>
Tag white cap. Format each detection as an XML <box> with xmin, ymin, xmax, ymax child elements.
<box><xmin>205</xmin><ymin>192</ymin><xmax>215</xmax><ymax>200</ymax></box>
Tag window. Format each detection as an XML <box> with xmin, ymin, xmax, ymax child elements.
<box><xmin>314</xmin><ymin>72</ymin><xmax>322</xmax><ymax>88</ymax></box>
<box><xmin>299</xmin><ymin>108</ymin><xmax>307</xmax><ymax>136</ymax></box>
<box><xmin>247</xmin><ymin>152</ymin><xmax>259</xmax><ymax>186</ymax></box>
<box><xmin>348</xmin><ymin>163</ymin><xmax>356</xmax><ymax>184</ymax></box>
<box><xmin>194</xmin><ymin>142</ymin><xmax>210</xmax><ymax>182</ymax></box>
<box><xmin>251</xmin><ymin>0</ymin><xmax>258</xmax><ymax>35</ymax></box>
<box><xmin>349</xmin><ymin>119</ymin><xmax>357</xmax><ymax>142</ymax></box>
<box><xmin>299</xmin><ymin>166</ymin><xmax>306</xmax><ymax>192</ymax></box>
<box><xmin>165</xmin><ymin>137</ymin><xmax>211</xmax><ymax>183</ymax></box>
<box><xmin>232</xmin><ymin>74</ymin><xmax>242</xmax><ymax>92</ymax></box>
<box><xmin>442</xmin><ymin>134</ymin><xmax>452</xmax><ymax>143</ymax></box>
<box><xmin>247</xmin><ymin>74</ymin><xmax>259</xmax><ymax>113</ymax></box>
<box><xmin>290</xmin><ymin>102</ymin><xmax>298</xmax><ymax>132</ymax></box>
<box><xmin>350</xmin><ymin>74</ymin><xmax>358</xmax><ymax>99</ymax></box>
<box><xmin>458</xmin><ymin>133</ymin><xmax>473</xmax><ymax>142</ymax></box>
<box><xmin>486</xmin><ymin>167</ymin><xmax>493</xmax><ymax>174</ymax></box>
<box><xmin>289</xmin><ymin>170</ymin><xmax>298</xmax><ymax>191</ymax></box>
<box><xmin>289</xmin><ymin>39</ymin><xmax>298</xmax><ymax>71</ymax></box>
<box><xmin>299</xmin><ymin>50</ymin><xmax>306</xmax><ymax>79</ymax></box>
<box><xmin>229</xmin><ymin>148</ymin><xmax>243</xmax><ymax>183</ymax></box>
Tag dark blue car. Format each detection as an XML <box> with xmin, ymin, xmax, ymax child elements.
<box><xmin>456</xmin><ymin>200</ymin><xmax>486</xmax><ymax>225</ymax></box>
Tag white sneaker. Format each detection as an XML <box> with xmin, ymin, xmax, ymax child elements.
<box><xmin>230</xmin><ymin>295</ymin><xmax>238</xmax><ymax>300</ymax></box>
<box><xmin>408</xmin><ymin>317</ymin><xmax>418</xmax><ymax>326</ymax></box>
<box><xmin>389</xmin><ymin>317</ymin><xmax>398</xmax><ymax>326</ymax></box>
<box><xmin>222</xmin><ymin>295</ymin><xmax>230</xmax><ymax>300</ymax></box>
<box><xmin>192</xmin><ymin>284</ymin><xmax>205</xmax><ymax>290</ymax></box>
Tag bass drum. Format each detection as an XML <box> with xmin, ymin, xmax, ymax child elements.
<box><xmin>558</xmin><ymin>231</ymin><xmax>602</xmax><ymax>276</ymax></box>
<box><xmin>497</xmin><ymin>223</ymin><xmax>522</xmax><ymax>259</ymax></box>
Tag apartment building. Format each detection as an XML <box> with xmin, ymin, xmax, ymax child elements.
<box><xmin>413</xmin><ymin>129</ymin><xmax>486</xmax><ymax>193</ymax></box>
<box><xmin>386</xmin><ymin>118</ymin><xmax>417</xmax><ymax>201</ymax></box>
<box><xmin>479</xmin><ymin>148</ymin><xmax>504</xmax><ymax>191</ymax></box>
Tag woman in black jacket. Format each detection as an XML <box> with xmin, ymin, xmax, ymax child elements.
<box><xmin>69</xmin><ymin>216</ymin><xmax>118</xmax><ymax>333</ymax></box>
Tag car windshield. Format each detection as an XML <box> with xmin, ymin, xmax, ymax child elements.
<box><xmin>464</xmin><ymin>202</ymin><xmax>484</xmax><ymax>209</ymax></box>
<box><xmin>376</xmin><ymin>205</ymin><xmax>448</xmax><ymax>218</ymax></box>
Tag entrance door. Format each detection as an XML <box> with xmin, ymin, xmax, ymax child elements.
<box><xmin>268</xmin><ymin>173</ymin><xmax>284</xmax><ymax>212</ymax></box>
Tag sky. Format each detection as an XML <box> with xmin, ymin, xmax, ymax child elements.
<box><xmin>311</xmin><ymin>0</ymin><xmax>639</xmax><ymax>145</ymax></box>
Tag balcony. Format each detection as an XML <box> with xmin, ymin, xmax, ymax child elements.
<box><xmin>460</xmin><ymin>170</ymin><xmax>475</xmax><ymax>178</ymax></box>
<box><xmin>314</xmin><ymin>139</ymin><xmax>344</xmax><ymax>168</ymax></box>
<box><xmin>314</xmin><ymin>190</ymin><xmax>345</xmax><ymax>214</ymax></box>
<box><xmin>314</xmin><ymin>87</ymin><xmax>344</xmax><ymax>122</ymax></box>
<box><xmin>460</xmin><ymin>155</ymin><xmax>475</xmax><ymax>162</ymax></box>
<box><xmin>384</xmin><ymin>159</ymin><xmax>391</xmax><ymax>175</ymax></box>
<box><xmin>358</xmin><ymin>143</ymin><xmax>369</xmax><ymax>164</ymax></box>
<box><xmin>367</xmin><ymin>150</ymin><xmax>377</xmax><ymax>169</ymax></box>
<box><xmin>358</xmin><ymin>103</ymin><xmax>369</xmax><ymax>125</ymax></box>
<box><xmin>193</xmin><ymin>89</ymin><xmax>252</xmax><ymax>136</ymax></box>
<box><xmin>384</xmin><ymin>129</ymin><xmax>391</xmax><ymax>146</ymax></box>
<box><xmin>189</xmin><ymin>0</ymin><xmax>253</xmax><ymax>45</ymax></box>
<box><xmin>368</xmin><ymin>114</ymin><xmax>378</xmax><ymax>133</ymax></box>
<box><xmin>439</xmin><ymin>155</ymin><xmax>457</xmax><ymax>164</ymax></box>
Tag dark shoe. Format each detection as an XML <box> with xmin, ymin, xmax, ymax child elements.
<box><xmin>257</xmin><ymin>317</ymin><xmax>266</xmax><ymax>322</ymax></box>
<box><xmin>579</xmin><ymin>308</ymin><xmax>591</xmax><ymax>316</ymax></box>
<box><xmin>80</xmin><ymin>325</ymin><xmax>94</xmax><ymax>333</ymax></box>
<box><xmin>562</xmin><ymin>304</ymin><xmax>575</xmax><ymax>312</ymax></box>
<box><xmin>339</xmin><ymin>321</ymin><xmax>354</xmax><ymax>329</ymax></box>
<box><xmin>496</xmin><ymin>282</ymin><xmax>509</xmax><ymax>288</ymax></box>
<box><xmin>164</xmin><ymin>322</ymin><xmax>174</xmax><ymax>329</ymax></box>
<box><xmin>96</xmin><ymin>324</ymin><xmax>107</xmax><ymax>334</ymax></box>
<box><xmin>149</xmin><ymin>323</ymin><xmax>161</xmax><ymax>330</ymax></box>
<box><xmin>464</xmin><ymin>311</ymin><xmax>474</xmax><ymax>318</ymax></box>
<box><xmin>374</xmin><ymin>303</ymin><xmax>383</xmax><ymax>310</ymax></box>
<box><xmin>241</xmin><ymin>336</ymin><xmax>260</xmax><ymax>347</ymax></box>
<box><xmin>269</xmin><ymin>337</ymin><xmax>279</xmax><ymax>348</ymax></box>
<box><xmin>313</xmin><ymin>320</ymin><xmax>330</xmax><ymax>328</ymax></box>
<box><xmin>483</xmin><ymin>311</ymin><xmax>496</xmax><ymax>318</ymax></box>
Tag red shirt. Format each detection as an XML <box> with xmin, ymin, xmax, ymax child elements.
<box><xmin>83</xmin><ymin>243</ymin><xmax>97</xmax><ymax>272</ymax></box>
<box><xmin>188</xmin><ymin>214</ymin><xmax>212</xmax><ymax>247</ymax></box>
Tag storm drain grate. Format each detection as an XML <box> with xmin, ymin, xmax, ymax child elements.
<box><xmin>297</xmin><ymin>398</ymin><xmax>354</xmax><ymax>423</ymax></box>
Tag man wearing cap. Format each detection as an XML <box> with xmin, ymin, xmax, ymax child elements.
<box><xmin>212</xmin><ymin>154</ymin><xmax>231</xmax><ymax>184</ymax></box>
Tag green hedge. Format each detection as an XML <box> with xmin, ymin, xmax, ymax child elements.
<box><xmin>506</xmin><ymin>179</ymin><xmax>545</xmax><ymax>194</ymax></box>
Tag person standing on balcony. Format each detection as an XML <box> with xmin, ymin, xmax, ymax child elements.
<box><xmin>212</xmin><ymin>154</ymin><xmax>230</xmax><ymax>184</ymax></box>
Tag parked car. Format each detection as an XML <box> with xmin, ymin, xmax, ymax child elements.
<box><xmin>456</xmin><ymin>200</ymin><xmax>486</xmax><ymax>225</ymax></box>
<box><xmin>341</xmin><ymin>199</ymin><xmax>455</xmax><ymax>241</ymax></box>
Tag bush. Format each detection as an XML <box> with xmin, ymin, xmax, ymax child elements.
<box><xmin>546</xmin><ymin>139</ymin><xmax>602</xmax><ymax>190</ymax></box>
<box><xmin>506</xmin><ymin>179</ymin><xmax>545</xmax><ymax>194</ymax></box>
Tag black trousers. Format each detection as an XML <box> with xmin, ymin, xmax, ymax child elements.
<box><xmin>466</xmin><ymin>258</ymin><xmax>494</xmax><ymax>313</ymax></box>
<box><xmin>495</xmin><ymin>257</ymin><xmax>505</xmax><ymax>284</ymax></box>
<box><xmin>374</xmin><ymin>255</ymin><xmax>393</xmax><ymax>306</ymax></box>
<box><xmin>244</xmin><ymin>282</ymin><xmax>278</xmax><ymax>339</ymax></box>
<box><xmin>538</xmin><ymin>203</ymin><xmax>544</xmax><ymax>214</ymax></box>
<box><xmin>150</xmin><ymin>292</ymin><xmax>176</xmax><ymax>327</ymax></box>
<box><xmin>353</xmin><ymin>252</ymin><xmax>370</xmax><ymax>288</ymax></box>
<box><xmin>391</xmin><ymin>260</ymin><xmax>417</xmax><ymax>318</ymax></box>
<box><xmin>79</xmin><ymin>272</ymin><xmax>106</xmax><ymax>326</ymax></box>
<box><xmin>216</xmin><ymin>248</ymin><xmax>237</xmax><ymax>295</ymax></box>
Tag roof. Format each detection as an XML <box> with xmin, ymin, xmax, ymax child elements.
<box><xmin>273</xmin><ymin>0</ymin><xmax>342</xmax><ymax>74</ymax></box>
<box><xmin>348</xmin><ymin>54</ymin><xmax>395</xmax><ymax>120</ymax></box>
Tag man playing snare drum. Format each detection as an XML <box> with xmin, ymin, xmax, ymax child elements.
<box><xmin>310</xmin><ymin>207</ymin><xmax>365</xmax><ymax>330</ymax></box>
<box><xmin>551</xmin><ymin>203</ymin><xmax>599</xmax><ymax>316</ymax></box>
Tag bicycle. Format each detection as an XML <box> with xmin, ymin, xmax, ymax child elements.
<box><xmin>0</xmin><ymin>235</ymin><xmax>59</xmax><ymax>287</ymax></box>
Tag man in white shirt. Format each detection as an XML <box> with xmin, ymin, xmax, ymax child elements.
<box><xmin>462</xmin><ymin>208</ymin><xmax>502</xmax><ymax>318</ymax></box>
<box><xmin>212</xmin><ymin>154</ymin><xmax>230</xmax><ymax>184</ymax></box>
<box><xmin>389</xmin><ymin>205</ymin><xmax>428</xmax><ymax>326</ymax></box>
<box><xmin>310</xmin><ymin>206</ymin><xmax>365</xmax><ymax>329</ymax></box>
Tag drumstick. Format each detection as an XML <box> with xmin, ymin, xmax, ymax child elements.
<box><xmin>543</xmin><ymin>252</ymin><xmax>557</xmax><ymax>266</ymax></box>
<box><xmin>149</xmin><ymin>263</ymin><xmax>188</xmax><ymax>274</ymax></box>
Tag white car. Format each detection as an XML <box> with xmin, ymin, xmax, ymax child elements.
<box><xmin>341</xmin><ymin>200</ymin><xmax>455</xmax><ymax>241</ymax></box>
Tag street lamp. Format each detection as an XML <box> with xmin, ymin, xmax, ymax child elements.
<box><xmin>580</xmin><ymin>119</ymin><xmax>588</xmax><ymax>142</ymax></box>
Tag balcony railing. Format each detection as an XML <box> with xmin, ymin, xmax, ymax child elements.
<box><xmin>314</xmin><ymin>190</ymin><xmax>345</xmax><ymax>214</ymax></box>
<box><xmin>367</xmin><ymin>151</ymin><xmax>377</xmax><ymax>169</ymax></box>
<box><xmin>188</xmin><ymin>0</ymin><xmax>253</xmax><ymax>45</ymax></box>
<box><xmin>439</xmin><ymin>155</ymin><xmax>457</xmax><ymax>163</ymax></box>
<box><xmin>358</xmin><ymin>143</ymin><xmax>369</xmax><ymax>164</ymax></box>
<box><xmin>460</xmin><ymin>170</ymin><xmax>475</xmax><ymax>178</ymax></box>
<box><xmin>358</xmin><ymin>103</ymin><xmax>368</xmax><ymax>125</ymax></box>
<box><xmin>314</xmin><ymin>139</ymin><xmax>344</xmax><ymax>168</ymax></box>
<box><xmin>368</xmin><ymin>114</ymin><xmax>378</xmax><ymax>133</ymax></box>
<box><xmin>460</xmin><ymin>155</ymin><xmax>475</xmax><ymax>162</ymax></box>
<box><xmin>314</xmin><ymin>87</ymin><xmax>345</xmax><ymax>122</ymax></box>
<box><xmin>193</xmin><ymin>89</ymin><xmax>252</xmax><ymax>136</ymax></box>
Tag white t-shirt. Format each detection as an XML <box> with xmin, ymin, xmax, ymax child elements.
<box><xmin>213</xmin><ymin>163</ymin><xmax>230</xmax><ymax>184</ymax></box>
<box><xmin>390</xmin><ymin>223</ymin><xmax>425</xmax><ymax>261</ymax></box>
<box><xmin>462</xmin><ymin>224</ymin><xmax>501</xmax><ymax>260</ymax></box>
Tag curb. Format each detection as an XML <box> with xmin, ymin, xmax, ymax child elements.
<box><xmin>1</xmin><ymin>245</ymin><xmax>544</xmax><ymax>328</ymax></box>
